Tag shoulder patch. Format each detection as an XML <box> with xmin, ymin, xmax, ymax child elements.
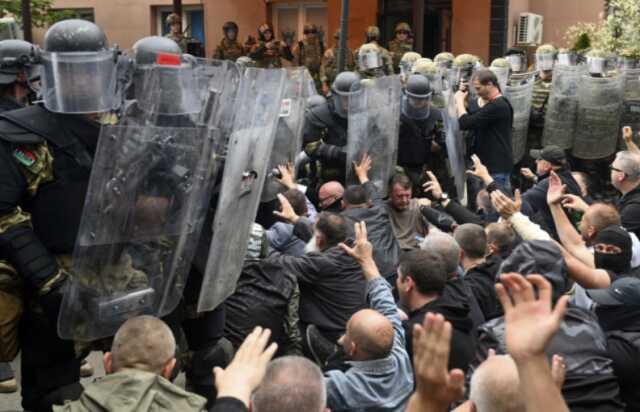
<box><xmin>13</xmin><ymin>147</ymin><xmax>37</xmax><ymax>167</ymax></box>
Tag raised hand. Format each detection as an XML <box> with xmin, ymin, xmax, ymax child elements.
<box><xmin>213</xmin><ymin>327</ymin><xmax>278</xmax><ymax>407</ymax></box>
<box><xmin>423</xmin><ymin>171</ymin><xmax>443</xmax><ymax>200</ymax></box>
<box><xmin>495</xmin><ymin>273</ymin><xmax>568</xmax><ymax>360</ymax></box>
<box><xmin>490</xmin><ymin>189</ymin><xmax>521</xmax><ymax>220</ymax></box>
<box><xmin>546</xmin><ymin>171</ymin><xmax>566</xmax><ymax>206</ymax></box>
<box><xmin>353</xmin><ymin>153</ymin><xmax>372</xmax><ymax>184</ymax></box>
<box><xmin>273</xmin><ymin>193</ymin><xmax>299</xmax><ymax>224</ymax></box>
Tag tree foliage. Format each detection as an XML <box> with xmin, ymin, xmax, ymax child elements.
<box><xmin>1</xmin><ymin>0</ymin><xmax>76</xmax><ymax>28</ymax></box>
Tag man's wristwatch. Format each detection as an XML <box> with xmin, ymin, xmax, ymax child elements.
<box><xmin>436</xmin><ymin>193</ymin><xmax>449</xmax><ymax>202</ymax></box>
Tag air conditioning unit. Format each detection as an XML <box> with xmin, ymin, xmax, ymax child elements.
<box><xmin>517</xmin><ymin>13</ymin><xmax>543</xmax><ymax>45</ymax></box>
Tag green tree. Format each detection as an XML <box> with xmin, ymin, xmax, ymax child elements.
<box><xmin>1</xmin><ymin>0</ymin><xmax>76</xmax><ymax>27</ymax></box>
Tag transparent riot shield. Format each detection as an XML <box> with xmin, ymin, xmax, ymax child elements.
<box><xmin>198</xmin><ymin>68</ymin><xmax>287</xmax><ymax>313</ymax></box>
<box><xmin>505</xmin><ymin>79</ymin><xmax>534</xmax><ymax>163</ymax></box>
<box><xmin>571</xmin><ymin>73</ymin><xmax>624</xmax><ymax>160</ymax></box>
<box><xmin>542</xmin><ymin>65</ymin><xmax>583</xmax><ymax>150</ymax></box>
<box><xmin>262</xmin><ymin>67</ymin><xmax>314</xmax><ymax>202</ymax></box>
<box><xmin>442</xmin><ymin>90</ymin><xmax>467</xmax><ymax>205</ymax></box>
<box><xmin>346</xmin><ymin>75</ymin><xmax>402</xmax><ymax>194</ymax></box>
<box><xmin>619</xmin><ymin>68</ymin><xmax>640</xmax><ymax>149</ymax></box>
<box><xmin>58</xmin><ymin>125</ymin><xmax>217</xmax><ymax>341</ymax></box>
<box><xmin>490</xmin><ymin>66</ymin><xmax>509</xmax><ymax>94</ymax></box>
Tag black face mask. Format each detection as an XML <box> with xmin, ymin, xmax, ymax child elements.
<box><xmin>595</xmin><ymin>252</ymin><xmax>631</xmax><ymax>275</ymax></box>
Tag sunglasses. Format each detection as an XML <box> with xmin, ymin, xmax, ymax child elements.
<box><xmin>304</xmin><ymin>30</ymin><xmax>318</xmax><ymax>35</ymax></box>
<box><xmin>610</xmin><ymin>165</ymin><xmax>624</xmax><ymax>173</ymax></box>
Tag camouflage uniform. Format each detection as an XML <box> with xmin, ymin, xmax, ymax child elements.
<box><xmin>320</xmin><ymin>31</ymin><xmax>355</xmax><ymax>94</ymax></box>
<box><xmin>293</xmin><ymin>25</ymin><xmax>324</xmax><ymax>92</ymax></box>
<box><xmin>213</xmin><ymin>39</ymin><xmax>245</xmax><ymax>61</ymax></box>
<box><xmin>528</xmin><ymin>76</ymin><xmax>553</xmax><ymax>150</ymax></box>
<box><xmin>388</xmin><ymin>22</ymin><xmax>414</xmax><ymax>74</ymax></box>
<box><xmin>164</xmin><ymin>13</ymin><xmax>188</xmax><ymax>52</ymax></box>
<box><xmin>246</xmin><ymin>24</ymin><xmax>293</xmax><ymax>69</ymax></box>
<box><xmin>213</xmin><ymin>21</ymin><xmax>245</xmax><ymax>61</ymax></box>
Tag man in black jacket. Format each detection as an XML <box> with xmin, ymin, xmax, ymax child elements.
<box><xmin>455</xmin><ymin>69</ymin><xmax>514</xmax><ymax>190</ymax></box>
<box><xmin>610</xmin><ymin>151</ymin><xmax>640</xmax><ymax>239</ymax></box>
<box><xmin>340</xmin><ymin>154</ymin><xmax>400</xmax><ymax>280</ymax></box>
<box><xmin>521</xmin><ymin>145</ymin><xmax>582</xmax><ymax>239</ymax></box>
<box><xmin>269</xmin><ymin>212</ymin><xmax>367</xmax><ymax>345</ymax></box>
<box><xmin>470</xmin><ymin>240</ymin><xmax>625</xmax><ymax>412</ymax></box>
<box><xmin>588</xmin><ymin>277</ymin><xmax>640</xmax><ymax>412</ymax></box>
<box><xmin>398</xmin><ymin>250</ymin><xmax>474</xmax><ymax>372</ymax></box>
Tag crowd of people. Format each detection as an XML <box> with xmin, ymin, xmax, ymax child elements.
<box><xmin>1</xmin><ymin>12</ymin><xmax>640</xmax><ymax>412</ymax></box>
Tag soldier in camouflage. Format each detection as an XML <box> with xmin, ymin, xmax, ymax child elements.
<box><xmin>320</xmin><ymin>30</ymin><xmax>355</xmax><ymax>95</ymax></box>
<box><xmin>164</xmin><ymin>13</ymin><xmax>188</xmax><ymax>53</ymax></box>
<box><xmin>246</xmin><ymin>23</ymin><xmax>294</xmax><ymax>69</ymax></box>
<box><xmin>387</xmin><ymin>22</ymin><xmax>414</xmax><ymax>74</ymax></box>
<box><xmin>293</xmin><ymin>24</ymin><xmax>324</xmax><ymax>92</ymax></box>
<box><xmin>355</xmin><ymin>26</ymin><xmax>394</xmax><ymax>77</ymax></box>
<box><xmin>213</xmin><ymin>21</ymin><xmax>245</xmax><ymax>61</ymax></box>
<box><xmin>529</xmin><ymin>44</ymin><xmax>557</xmax><ymax>150</ymax></box>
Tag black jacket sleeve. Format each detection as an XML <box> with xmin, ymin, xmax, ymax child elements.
<box><xmin>0</xmin><ymin>143</ymin><xmax>59</xmax><ymax>290</ymax></box>
<box><xmin>441</xmin><ymin>201</ymin><xmax>485</xmax><ymax>226</ymax></box>
<box><xmin>459</xmin><ymin>100</ymin><xmax>505</xmax><ymax>131</ymax></box>
<box><xmin>209</xmin><ymin>397</ymin><xmax>248</xmax><ymax>412</ymax></box>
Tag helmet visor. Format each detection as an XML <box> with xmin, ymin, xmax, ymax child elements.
<box><xmin>506</xmin><ymin>54</ymin><xmax>525</xmax><ymax>72</ymax></box>
<box><xmin>41</xmin><ymin>50</ymin><xmax>118</xmax><ymax>114</ymax></box>
<box><xmin>135</xmin><ymin>57</ymin><xmax>201</xmax><ymax>115</ymax></box>
<box><xmin>358</xmin><ymin>50</ymin><xmax>382</xmax><ymax>71</ymax></box>
<box><xmin>401</xmin><ymin>93</ymin><xmax>431</xmax><ymax>120</ymax></box>
<box><xmin>536</xmin><ymin>54</ymin><xmax>555</xmax><ymax>71</ymax></box>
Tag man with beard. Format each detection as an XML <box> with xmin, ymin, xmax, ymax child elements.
<box><xmin>213</xmin><ymin>21</ymin><xmax>246</xmax><ymax>61</ymax></box>
<box><xmin>397</xmin><ymin>249</ymin><xmax>474</xmax><ymax>371</ymax></box>
<box><xmin>588</xmin><ymin>277</ymin><xmax>640</xmax><ymax>412</ymax></box>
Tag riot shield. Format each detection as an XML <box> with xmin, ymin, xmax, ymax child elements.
<box><xmin>571</xmin><ymin>73</ymin><xmax>624</xmax><ymax>160</ymax></box>
<box><xmin>58</xmin><ymin>125</ymin><xmax>217</xmax><ymax>341</ymax></box>
<box><xmin>542</xmin><ymin>65</ymin><xmax>583</xmax><ymax>150</ymax></box>
<box><xmin>442</xmin><ymin>90</ymin><xmax>467</xmax><ymax>205</ymax></box>
<box><xmin>505</xmin><ymin>79</ymin><xmax>534</xmax><ymax>163</ymax></box>
<box><xmin>490</xmin><ymin>66</ymin><xmax>509</xmax><ymax>94</ymax></box>
<box><xmin>262</xmin><ymin>67</ymin><xmax>314</xmax><ymax>202</ymax></box>
<box><xmin>198</xmin><ymin>68</ymin><xmax>287</xmax><ymax>313</ymax></box>
<box><xmin>619</xmin><ymin>68</ymin><xmax>640</xmax><ymax>149</ymax></box>
<box><xmin>346</xmin><ymin>75</ymin><xmax>402</xmax><ymax>194</ymax></box>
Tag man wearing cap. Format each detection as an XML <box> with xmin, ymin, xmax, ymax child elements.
<box><xmin>521</xmin><ymin>145</ymin><xmax>582</xmax><ymax>238</ymax></box>
<box><xmin>588</xmin><ymin>276</ymin><xmax>640</xmax><ymax>412</ymax></box>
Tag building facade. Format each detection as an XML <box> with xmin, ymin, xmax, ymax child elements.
<box><xmin>31</xmin><ymin>0</ymin><xmax>604</xmax><ymax>63</ymax></box>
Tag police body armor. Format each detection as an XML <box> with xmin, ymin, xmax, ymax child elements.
<box><xmin>303</xmin><ymin>98</ymin><xmax>348</xmax><ymax>182</ymax></box>
<box><xmin>0</xmin><ymin>105</ymin><xmax>96</xmax><ymax>256</ymax></box>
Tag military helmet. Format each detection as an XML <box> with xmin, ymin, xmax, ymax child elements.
<box><xmin>412</xmin><ymin>59</ymin><xmax>438</xmax><ymax>76</ymax></box>
<box><xmin>453</xmin><ymin>53</ymin><xmax>478</xmax><ymax>69</ymax></box>
<box><xmin>399</xmin><ymin>51</ymin><xmax>421</xmax><ymax>76</ymax></box>
<box><xmin>365</xmin><ymin>26</ymin><xmax>381</xmax><ymax>42</ymax></box>
<box><xmin>132</xmin><ymin>36</ymin><xmax>181</xmax><ymax>67</ymax></box>
<box><xmin>0</xmin><ymin>39</ymin><xmax>35</xmax><ymax>85</ymax></box>
<box><xmin>236</xmin><ymin>55</ymin><xmax>255</xmax><ymax>68</ymax></box>
<box><xmin>434</xmin><ymin>52</ymin><xmax>454</xmax><ymax>69</ymax></box>
<box><xmin>258</xmin><ymin>24</ymin><xmax>273</xmax><ymax>35</ymax></box>
<box><xmin>44</xmin><ymin>19</ymin><xmax>108</xmax><ymax>53</ymax></box>
<box><xmin>40</xmin><ymin>20</ymin><xmax>120</xmax><ymax>114</ymax></box>
<box><xmin>402</xmin><ymin>74</ymin><xmax>432</xmax><ymax>120</ymax></box>
<box><xmin>223</xmin><ymin>21</ymin><xmax>239</xmax><ymax>32</ymax></box>
<box><xmin>405</xmin><ymin>74</ymin><xmax>432</xmax><ymax>98</ymax></box>
<box><xmin>331</xmin><ymin>71</ymin><xmax>361</xmax><ymax>118</ymax></box>
<box><xmin>306</xmin><ymin>94</ymin><xmax>327</xmax><ymax>109</ymax></box>
<box><xmin>358</xmin><ymin>43</ymin><xmax>382</xmax><ymax>71</ymax></box>
<box><xmin>395</xmin><ymin>22</ymin><xmax>412</xmax><ymax>34</ymax></box>
<box><xmin>490</xmin><ymin>57</ymin><xmax>511</xmax><ymax>69</ymax></box>
<box><xmin>536</xmin><ymin>43</ymin><xmax>557</xmax><ymax>56</ymax></box>
<box><xmin>166</xmin><ymin>13</ymin><xmax>181</xmax><ymax>26</ymax></box>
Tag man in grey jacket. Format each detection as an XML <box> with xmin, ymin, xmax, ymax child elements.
<box><xmin>325</xmin><ymin>221</ymin><xmax>414</xmax><ymax>411</ymax></box>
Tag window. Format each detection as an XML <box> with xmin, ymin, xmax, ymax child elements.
<box><xmin>272</xmin><ymin>2</ymin><xmax>328</xmax><ymax>44</ymax></box>
<box><xmin>155</xmin><ymin>6</ymin><xmax>205</xmax><ymax>48</ymax></box>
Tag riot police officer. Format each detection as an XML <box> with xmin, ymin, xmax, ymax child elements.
<box><xmin>0</xmin><ymin>39</ymin><xmax>35</xmax><ymax>112</ymax></box>
<box><xmin>302</xmin><ymin>71</ymin><xmax>361</xmax><ymax>186</ymax></box>
<box><xmin>398</xmin><ymin>74</ymin><xmax>445</xmax><ymax>191</ymax></box>
<box><xmin>529</xmin><ymin>44</ymin><xmax>557</xmax><ymax>150</ymax></box>
<box><xmin>213</xmin><ymin>21</ymin><xmax>246</xmax><ymax>61</ymax></box>
<box><xmin>293</xmin><ymin>23</ymin><xmax>324</xmax><ymax>92</ymax></box>
<box><xmin>0</xmin><ymin>19</ymin><xmax>123</xmax><ymax>410</ymax></box>
<box><xmin>320</xmin><ymin>30</ymin><xmax>355</xmax><ymax>95</ymax></box>
<box><xmin>164</xmin><ymin>13</ymin><xmax>188</xmax><ymax>52</ymax></box>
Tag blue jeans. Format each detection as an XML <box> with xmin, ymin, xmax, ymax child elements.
<box><xmin>491</xmin><ymin>173</ymin><xmax>512</xmax><ymax>193</ymax></box>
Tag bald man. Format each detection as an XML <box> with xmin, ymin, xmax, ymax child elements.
<box><xmin>325</xmin><ymin>222</ymin><xmax>413</xmax><ymax>411</ymax></box>
<box><xmin>469</xmin><ymin>355</ymin><xmax>525</xmax><ymax>412</ymax></box>
<box><xmin>54</xmin><ymin>316</ymin><xmax>208</xmax><ymax>412</ymax></box>
<box><xmin>318</xmin><ymin>181</ymin><xmax>345</xmax><ymax>212</ymax></box>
